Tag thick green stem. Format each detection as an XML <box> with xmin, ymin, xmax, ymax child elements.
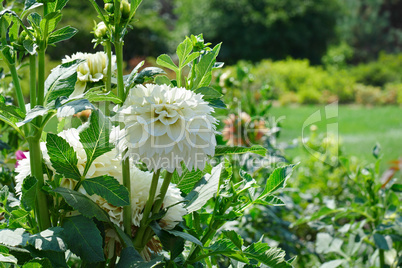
<box><xmin>105</xmin><ymin>41</ymin><xmax>112</xmax><ymax>94</ymax></box>
<box><xmin>152</xmin><ymin>172</ymin><xmax>173</xmax><ymax>214</ymax></box>
<box><xmin>8</xmin><ymin>63</ymin><xmax>26</xmax><ymax>113</ymax></box>
<box><xmin>29</xmin><ymin>55</ymin><xmax>37</xmax><ymax>109</ymax></box>
<box><xmin>114</xmin><ymin>39</ymin><xmax>132</xmax><ymax>237</ymax></box>
<box><xmin>379</xmin><ymin>249</ymin><xmax>385</xmax><ymax>267</ymax></box>
<box><xmin>133</xmin><ymin>169</ymin><xmax>161</xmax><ymax>251</ymax></box>
<box><xmin>28</xmin><ymin>138</ymin><xmax>51</xmax><ymax>231</ymax></box>
<box><xmin>37</xmin><ymin>49</ymin><xmax>46</xmax><ymax>106</ymax></box>
<box><xmin>122</xmin><ymin>156</ymin><xmax>131</xmax><ymax>235</ymax></box>
<box><xmin>176</xmin><ymin>69</ymin><xmax>182</xmax><ymax>88</ymax></box>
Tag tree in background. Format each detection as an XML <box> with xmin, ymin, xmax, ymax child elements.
<box><xmin>174</xmin><ymin>0</ymin><xmax>341</xmax><ymax>64</ymax></box>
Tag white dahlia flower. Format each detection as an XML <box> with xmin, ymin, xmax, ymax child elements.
<box><xmin>118</xmin><ymin>84</ymin><xmax>217</xmax><ymax>174</ymax></box>
<box><xmin>130</xmin><ymin>166</ymin><xmax>187</xmax><ymax>229</ymax></box>
<box><xmin>62</xmin><ymin>52</ymin><xmax>116</xmax><ymax>97</ymax></box>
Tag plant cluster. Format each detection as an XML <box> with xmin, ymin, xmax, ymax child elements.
<box><xmin>0</xmin><ymin>0</ymin><xmax>297</xmax><ymax>267</ymax></box>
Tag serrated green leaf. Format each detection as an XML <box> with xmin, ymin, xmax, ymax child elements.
<box><xmin>44</xmin><ymin>59</ymin><xmax>84</xmax><ymax>106</ymax></box>
<box><xmin>259</xmin><ymin>164</ymin><xmax>296</xmax><ymax>198</ymax></box>
<box><xmin>79</xmin><ymin>109</ymin><xmax>112</xmax><ymax>177</ymax></box>
<box><xmin>23</xmin><ymin>0</ymin><xmax>42</xmax><ymax>14</ymax></box>
<box><xmin>244</xmin><ymin>242</ymin><xmax>292</xmax><ymax>268</ymax></box>
<box><xmin>46</xmin><ymin>133</ymin><xmax>81</xmax><ymax>181</ymax></box>
<box><xmin>193</xmin><ymin>43</ymin><xmax>221</xmax><ymax>89</ymax></box>
<box><xmin>22</xmin><ymin>258</ymin><xmax>53</xmax><ymax>268</ymax></box>
<box><xmin>207</xmin><ymin>239</ymin><xmax>249</xmax><ymax>263</ymax></box>
<box><xmin>117</xmin><ymin>249</ymin><xmax>162</xmax><ymax>268</ymax></box>
<box><xmin>124</xmin><ymin>61</ymin><xmax>144</xmax><ymax>87</ymax></box>
<box><xmin>27</xmin><ymin>13</ymin><xmax>41</xmax><ymax>33</ymax></box>
<box><xmin>207</xmin><ymin>98</ymin><xmax>226</xmax><ymax>109</ymax></box>
<box><xmin>166</xmin><ymin>229</ymin><xmax>202</xmax><ymax>246</ymax></box>
<box><xmin>156</xmin><ymin>54</ymin><xmax>178</xmax><ymax>72</ymax></box>
<box><xmin>49</xmin><ymin>0</ymin><xmax>69</xmax><ymax>12</ymax></box>
<box><xmin>85</xmin><ymin>90</ymin><xmax>122</xmax><ymax>104</ymax></box>
<box><xmin>254</xmin><ymin>195</ymin><xmax>285</xmax><ymax>206</ymax></box>
<box><xmin>21</xmin><ymin>176</ymin><xmax>37</xmax><ymax>211</ymax></box>
<box><xmin>194</xmin><ymin>87</ymin><xmax>222</xmax><ymax>99</ymax></box>
<box><xmin>177</xmin><ymin>37</ymin><xmax>193</xmax><ymax>68</ymax></box>
<box><xmin>82</xmin><ymin>175</ymin><xmax>129</xmax><ymax>206</ymax></box>
<box><xmin>214</xmin><ymin>145</ymin><xmax>267</xmax><ymax>157</ymax></box>
<box><xmin>48</xmin><ymin>26</ymin><xmax>77</xmax><ymax>44</ymax></box>
<box><xmin>25</xmin><ymin>245</ymin><xmax>67</xmax><ymax>268</ymax></box>
<box><xmin>185</xmin><ymin>163</ymin><xmax>223</xmax><ymax>213</ymax></box>
<box><xmin>62</xmin><ymin>216</ymin><xmax>104</xmax><ymax>263</ymax></box>
<box><xmin>40</xmin><ymin>11</ymin><xmax>61</xmax><ymax>34</ymax></box>
<box><xmin>16</xmin><ymin>106</ymin><xmax>51</xmax><ymax>127</ymax></box>
<box><xmin>172</xmin><ymin>166</ymin><xmax>205</xmax><ymax>194</ymax></box>
<box><xmin>0</xmin><ymin>228</ymin><xmax>30</xmax><ymax>247</ymax></box>
<box><xmin>53</xmin><ymin>187</ymin><xmax>110</xmax><ymax>222</ymax></box>
<box><xmin>56</xmin><ymin>99</ymin><xmax>95</xmax><ymax>118</ymax></box>
<box><xmin>9</xmin><ymin>209</ymin><xmax>30</xmax><ymax>229</ymax></box>
<box><xmin>222</xmin><ymin>230</ymin><xmax>244</xmax><ymax>249</ymax></box>
<box><xmin>182</xmin><ymin>52</ymin><xmax>200</xmax><ymax>67</ymax></box>
<box><xmin>27</xmin><ymin>227</ymin><xmax>66</xmax><ymax>252</ymax></box>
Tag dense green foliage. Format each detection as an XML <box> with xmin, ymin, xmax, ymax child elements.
<box><xmin>213</xmin><ymin>54</ymin><xmax>402</xmax><ymax>105</ymax></box>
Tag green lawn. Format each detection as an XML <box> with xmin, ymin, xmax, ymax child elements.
<box><xmin>270</xmin><ymin>105</ymin><xmax>402</xmax><ymax>168</ymax></box>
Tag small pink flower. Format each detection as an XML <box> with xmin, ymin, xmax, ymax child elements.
<box><xmin>15</xmin><ymin>150</ymin><xmax>27</xmax><ymax>168</ymax></box>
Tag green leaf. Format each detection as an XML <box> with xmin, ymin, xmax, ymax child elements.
<box><xmin>48</xmin><ymin>26</ymin><xmax>77</xmax><ymax>44</ymax></box>
<box><xmin>193</xmin><ymin>43</ymin><xmax>221</xmax><ymax>89</ymax></box>
<box><xmin>27</xmin><ymin>13</ymin><xmax>41</xmax><ymax>33</ymax></box>
<box><xmin>62</xmin><ymin>216</ymin><xmax>104</xmax><ymax>263</ymax></box>
<box><xmin>85</xmin><ymin>90</ymin><xmax>122</xmax><ymax>104</ymax></box>
<box><xmin>16</xmin><ymin>106</ymin><xmax>50</xmax><ymax>127</ymax></box>
<box><xmin>207</xmin><ymin>239</ymin><xmax>248</xmax><ymax>263</ymax></box>
<box><xmin>182</xmin><ymin>52</ymin><xmax>200</xmax><ymax>67</ymax></box>
<box><xmin>25</xmin><ymin>245</ymin><xmax>67</xmax><ymax>268</ymax></box>
<box><xmin>222</xmin><ymin>230</ymin><xmax>244</xmax><ymax>249</ymax></box>
<box><xmin>79</xmin><ymin>109</ymin><xmax>112</xmax><ymax>177</ymax></box>
<box><xmin>254</xmin><ymin>195</ymin><xmax>285</xmax><ymax>206</ymax></box>
<box><xmin>172</xmin><ymin>165</ymin><xmax>205</xmax><ymax>194</ymax></box>
<box><xmin>56</xmin><ymin>99</ymin><xmax>95</xmax><ymax>118</ymax></box>
<box><xmin>165</xmin><ymin>229</ymin><xmax>202</xmax><ymax>246</ymax></box>
<box><xmin>117</xmin><ymin>249</ymin><xmax>162</xmax><ymax>268</ymax></box>
<box><xmin>23</xmin><ymin>0</ymin><xmax>43</xmax><ymax>15</ymax></box>
<box><xmin>40</xmin><ymin>12</ymin><xmax>62</xmax><ymax>34</ymax></box>
<box><xmin>244</xmin><ymin>242</ymin><xmax>292</xmax><ymax>268</ymax></box>
<box><xmin>22</xmin><ymin>258</ymin><xmax>53</xmax><ymax>268</ymax></box>
<box><xmin>0</xmin><ymin>185</ymin><xmax>9</xmax><ymax>204</ymax></box>
<box><xmin>0</xmin><ymin>228</ymin><xmax>30</xmax><ymax>247</ymax></box>
<box><xmin>52</xmin><ymin>187</ymin><xmax>110</xmax><ymax>222</ymax></box>
<box><xmin>27</xmin><ymin>227</ymin><xmax>67</xmax><ymax>252</ymax></box>
<box><xmin>44</xmin><ymin>59</ymin><xmax>84</xmax><ymax>106</ymax></box>
<box><xmin>49</xmin><ymin>0</ymin><xmax>69</xmax><ymax>12</ymax></box>
<box><xmin>214</xmin><ymin>145</ymin><xmax>267</xmax><ymax>157</ymax></box>
<box><xmin>390</xmin><ymin>183</ymin><xmax>402</xmax><ymax>192</ymax></box>
<box><xmin>82</xmin><ymin>175</ymin><xmax>129</xmax><ymax>207</ymax></box>
<box><xmin>46</xmin><ymin>133</ymin><xmax>81</xmax><ymax>181</ymax></box>
<box><xmin>124</xmin><ymin>61</ymin><xmax>144</xmax><ymax>87</ymax></box>
<box><xmin>0</xmin><ymin>253</ymin><xmax>17</xmax><ymax>264</ymax></box>
<box><xmin>8</xmin><ymin>209</ymin><xmax>30</xmax><ymax>229</ymax></box>
<box><xmin>149</xmin><ymin>221</ymin><xmax>185</xmax><ymax>260</ymax></box>
<box><xmin>259</xmin><ymin>164</ymin><xmax>296</xmax><ymax>198</ymax></box>
<box><xmin>0</xmin><ymin>102</ymin><xmax>25</xmax><ymax>120</ymax></box>
<box><xmin>23</xmin><ymin>39</ymin><xmax>38</xmax><ymax>55</ymax></box>
<box><xmin>185</xmin><ymin>163</ymin><xmax>223</xmax><ymax>213</ymax></box>
<box><xmin>154</xmin><ymin>75</ymin><xmax>172</xmax><ymax>86</ymax></box>
<box><xmin>129</xmin><ymin>0</ymin><xmax>143</xmax><ymax>20</ymax></box>
<box><xmin>177</xmin><ymin>37</ymin><xmax>193</xmax><ymax>67</ymax></box>
<box><xmin>373</xmin><ymin>233</ymin><xmax>390</xmax><ymax>250</ymax></box>
<box><xmin>156</xmin><ymin>54</ymin><xmax>178</xmax><ymax>72</ymax></box>
<box><xmin>319</xmin><ymin>260</ymin><xmax>346</xmax><ymax>268</ymax></box>
<box><xmin>21</xmin><ymin>176</ymin><xmax>37</xmax><ymax>211</ymax></box>
<box><xmin>132</xmin><ymin>67</ymin><xmax>166</xmax><ymax>85</ymax></box>
<box><xmin>194</xmin><ymin>87</ymin><xmax>222</xmax><ymax>99</ymax></box>
<box><xmin>207</xmin><ymin>98</ymin><xmax>226</xmax><ymax>109</ymax></box>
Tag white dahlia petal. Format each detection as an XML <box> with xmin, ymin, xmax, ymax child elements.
<box><xmin>119</xmin><ymin>84</ymin><xmax>217</xmax><ymax>173</ymax></box>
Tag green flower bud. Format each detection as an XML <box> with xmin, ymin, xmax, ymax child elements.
<box><xmin>94</xmin><ymin>21</ymin><xmax>108</xmax><ymax>39</ymax></box>
<box><xmin>104</xmin><ymin>3</ymin><xmax>114</xmax><ymax>14</ymax></box>
<box><xmin>120</xmin><ymin>0</ymin><xmax>131</xmax><ymax>20</ymax></box>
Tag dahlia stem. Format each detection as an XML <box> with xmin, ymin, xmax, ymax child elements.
<box><xmin>28</xmin><ymin>138</ymin><xmax>51</xmax><ymax>231</ymax></box>
<box><xmin>152</xmin><ymin>171</ymin><xmax>173</xmax><ymax>214</ymax></box>
<box><xmin>122</xmin><ymin>155</ymin><xmax>131</xmax><ymax>235</ymax></box>
<box><xmin>37</xmin><ymin>48</ymin><xmax>46</xmax><ymax>107</ymax></box>
<box><xmin>29</xmin><ymin>55</ymin><xmax>37</xmax><ymax>109</ymax></box>
<box><xmin>105</xmin><ymin>41</ymin><xmax>112</xmax><ymax>94</ymax></box>
<box><xmin>7</xmin><ymin>62</ymin><xmax>26</xmax><ymax>113</ymax></box>
<box><xmin>133</xmin><ymin>169</ymin><xmax>160</xmax><ymax>251</ymax></box>
<box><xmin>115</xmin><ymin>39</ymin><xmax>132</xmax><ymax>236</ymax></box>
